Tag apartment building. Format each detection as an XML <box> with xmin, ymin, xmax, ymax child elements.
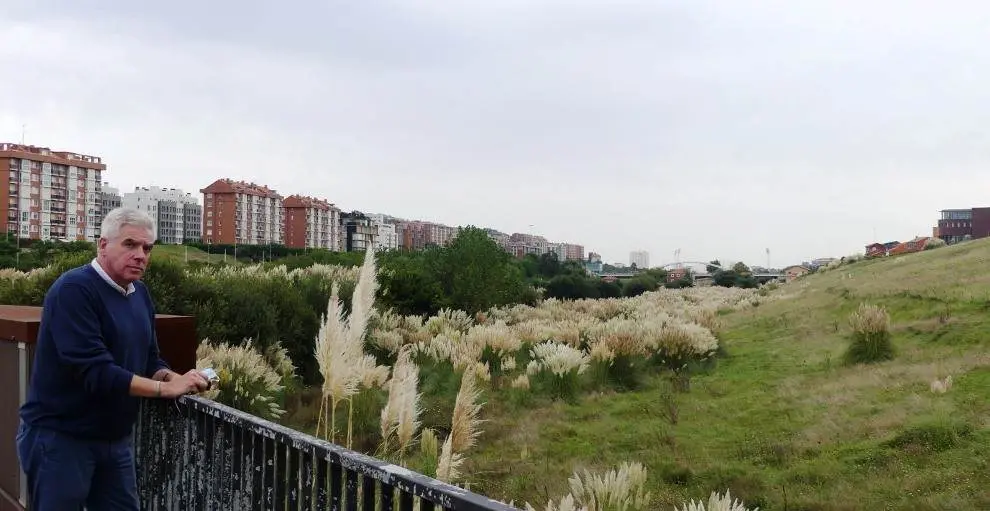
<box><xmin>485</xmin><ymin>228</ymin><xmax>511</xmax><ymax>250</ymax></box>
<box><xmin>0</xmin><ymin>142</ymin><xmax>104</xmax><ymax>242</ymax></box>
<box><xmin>121</xmin><ymin>186</ymin><xmax>201</xmax><ymax>244</ymax></box>
<box><xmin>101</xmin><ymin>182</ymin><xmax>122</xmax><ymax>214</ymax></box>
<box><xmin>399</xmin><ymin>220</ymin><xmax>458</xmax><ymax>250</ymax></box>
<box><xmin>283</xmin><ymin>195</ymin><xmax>341</xmax><ymax>250</ymax></box>
<box><xmin>341</xmin><ymin>211</ymin><xmax>378</xmax><ymax>252</ymax></box>
<box><xmin>562</xmin><ymin>243</ymin><xmax>585</xmax><ymax>261</ymax></box>
<box><xmin>200</xmin><ymin>179</ymin><xmax>283</xmax><ymax>245</ymax></box>
<box><xmin>629</xmin><ymin>250</ymin><xmax>650</xmax><ymax>268</ymax></box>
<box><xmin>506</xmin><ymin>233</ymin><xmax>550</xmax><ymax>257</ymax></box>
<box><xmin>933</xmin><ymin>208</ymin><xmax>990</xmax><ymax>244</ymax></box>
<box><xmin>368</xmin><ymin>214</ymin><xmax>398</xmax><ymax>251</ymax></box>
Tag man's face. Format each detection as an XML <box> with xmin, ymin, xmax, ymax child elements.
<box><xmin>98</xmin><ymin>224</ymin><xmax>155</xmax><ymax>284</ymax></box>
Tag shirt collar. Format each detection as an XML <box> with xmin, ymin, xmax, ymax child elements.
<box><xmin>90</xmin><ymin>258</ymin><xmax>136</xmax><ymax>296</ymax></box>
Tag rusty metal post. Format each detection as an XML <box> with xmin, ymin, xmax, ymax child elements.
<box><xmin>16</xmin><ymin>341</ymin><xmax>26</xmax><ymax>508</ymax></box>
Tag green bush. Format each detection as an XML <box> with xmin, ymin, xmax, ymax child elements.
<box><xmin>884</xmin><ymin>418</ymin><xmax>973</xmax><ymax>453</ymax></box>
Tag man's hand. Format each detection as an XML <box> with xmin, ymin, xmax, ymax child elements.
<box><xmin>160</xmin><ymin>370</ymin><xmax>210</xmax><ymax>398</ymax></box>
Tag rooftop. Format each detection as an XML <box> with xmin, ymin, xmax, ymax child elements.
<box><xmin>200</xmin><ymin>178</ymin><xmax>281</xmax><ymax>199</ymax></box>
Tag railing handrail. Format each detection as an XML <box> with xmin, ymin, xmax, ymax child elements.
<box><xmin>173</xmin><ymin>394</ymin><xmax>520</xmax><ymax>510</ymax></box>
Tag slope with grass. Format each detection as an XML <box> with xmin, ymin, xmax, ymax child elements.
<box><xmin>152</xmin><ymin>244</ymin><xmax>239</xmax><ymax>265</ymax></box>
<box><xmin>469</xmin><ymin>239</ymin><xmax>990</xmax><ymax>510</ymax></box>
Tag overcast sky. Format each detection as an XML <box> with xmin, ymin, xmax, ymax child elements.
<box><xmin>2</xmin><ymin>1</ymin><xmax>989</xmax><ymax>267</ymax></box>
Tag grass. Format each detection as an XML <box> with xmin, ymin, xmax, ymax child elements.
<box><xmin>466</xmin><ymin>239</ymin><xmax>990</xmax><ymax>510</ymax></box>
<box><xmin>152</xmin><ymin>244</ymin><xmax>240</xmax><ymax>264</ymax></box>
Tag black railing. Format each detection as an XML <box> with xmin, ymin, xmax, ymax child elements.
<box><xmin>135</xmin><ymin>396</ymin><xmax>520</xmax><ymax>511</ymax></box>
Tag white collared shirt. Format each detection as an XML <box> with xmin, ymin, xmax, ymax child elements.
<box><xmin>90</xmin><ymin>258</ymin><xmax>136</xmax><ymax>296</ymax></box>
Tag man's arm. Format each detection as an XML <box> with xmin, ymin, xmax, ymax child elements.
<box><xmin>51</xmin><ymin>283</ymin><xmax>134</xmax><ymax>397</ymax></box>
<box><xmin>131</xmin><ymin>374</ymin><xmax>165</xmax><ymax>397</ymax></box>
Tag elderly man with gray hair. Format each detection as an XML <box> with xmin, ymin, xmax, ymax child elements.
<box><xmin>15</xmin><ymin>206</ymin><xmax>209</xmax><ymax>510</ymax></box>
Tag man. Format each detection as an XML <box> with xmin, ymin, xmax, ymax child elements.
<box><xmin>16</xmin><ymin>206</ymin><xmax>210</xmax><ymax>510</ymax></box>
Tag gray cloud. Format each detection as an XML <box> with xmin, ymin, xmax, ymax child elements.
<box><xmin>2</xmin><ymin>0</ymin><xmax>989</xmax><ymax>265</ymax></box>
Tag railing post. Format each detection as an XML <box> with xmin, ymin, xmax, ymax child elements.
<box><xmin>16</xmin><ymin>341</ymin><xmax>27</xmax><ymax>508</ymax></box>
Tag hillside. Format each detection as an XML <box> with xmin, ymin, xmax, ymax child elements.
<box><xmin>152</xmin><ymin>244</ymin><xmax>239</xmax><ymax>265</ymax></box>
<box><xmin>469</xmin><ymin>240</ymin><xmax>990</xmax><ymax>510</ymax></box>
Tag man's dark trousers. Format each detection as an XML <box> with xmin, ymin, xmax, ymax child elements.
<box><xmin>16</xmin><ymin>421</ymin><xmax>139</xmax><ymax>510</ymax></box>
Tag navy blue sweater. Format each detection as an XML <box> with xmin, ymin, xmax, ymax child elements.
<box><xmin>19</xmin><ymin>263</ymin><xmax>170</xmax><ymax>441</ymax></box>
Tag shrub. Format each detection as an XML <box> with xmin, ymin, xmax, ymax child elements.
<box><xmin>884</xmin><ymin>418</ymin><xmax>973</xmax><ymax>453</ymax></box>
<box><xmin>844</xmin><ymin>303</ymin><xmax>894</xmax><ymax>364</ymax></box>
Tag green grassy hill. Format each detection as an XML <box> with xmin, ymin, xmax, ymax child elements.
<box><xmin>471</xmin><ymin>240</ymin><xmax>990</xmax><ymax>510</ymax></box>
<box><xmin>152</xmin><ymin>244</ymin><xmax>238</xmax><ymax>265</ymax></box>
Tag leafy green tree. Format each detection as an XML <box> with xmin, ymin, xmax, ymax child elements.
<box><xmin>732</xmin><ymin>262</ymin><xmax>752</xmax><ymax>275</ymax></box>
<box><xmin>622</xmin><ymin>274</ymin><xmax>659</xmax><ymax>297</ymax></box>
<box><xmin>706</xmin><ymin>260</ymin><xmax>722</xmax><ymax>274</ymax></box>
<box><xmin>596</xmin><ymin>280</ymin><xmax>622</xmax><ymax>298</ymax></box>
<box><xmin>430</xmin><ymin>226</ymin><xmax>532</xmax><ymax>314</ymax></box>
<box><xmin>378</xmin><ymin>251</ymin><xmax>444</xmax><ymax>316</ymax></box>
<box><xmin>537</xmin><ymin>253</ymin><xmax>563</xmax><ymax>278</ymax></box>
<box><xmin>545</xmin><ymin>274</ymin><xmax>601</xmax><ymax>300</ymax></box>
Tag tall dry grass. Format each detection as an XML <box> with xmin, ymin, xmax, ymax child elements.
<box><xmin>526</xmin><ymin>461</ymin><xmax>651</xmax><ymax>511</ymax></box>
<box><xmin>314</xmin><ymin>247</ymin><xmax>390</xmax><ymax>447</ymax></box>
<box><xmin>673</xmin><ymin>490</ymin><xmax>758</xmax><ymax>511</ymax></box>
<box><xmin>844</xmin><ymin>303</ymin><xmax>894</xmax><ymax>364</ymax></box>
<box><xmin>196</xmin><ymin>340</ymin><xmax>287</xmax><ymax>420</ymax></box>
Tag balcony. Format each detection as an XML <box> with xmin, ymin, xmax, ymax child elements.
<box><xmin>0</xmin><ymin>306</ymin><xmax>517</xmax><ymax>511</ymax></box>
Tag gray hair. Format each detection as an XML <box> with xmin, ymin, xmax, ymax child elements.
<box><xmin>100</xmin><ymin>207</ymin><xmax>157</xmax><ymax>242</ymax></box>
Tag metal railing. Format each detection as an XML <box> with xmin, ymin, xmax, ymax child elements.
<box><xmin>0</xmin><ymin>336</ymin><xmax>32</xmax><ymax>510</ymax></box>
<box><xmin>135</xmin><ymin>395</ymin><xmax>520</xmax><ymax>511</ymax></box>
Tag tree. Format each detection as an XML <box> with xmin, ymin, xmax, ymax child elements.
<box><xmin>622</xmin><ymin>275</ymin><xmax>659</xmax><ymax>297</ymax></box>
<box><xmin>732</xmin><ymin>262</ymin><xmax>752</xmax><ymax>276</ymax></box>
<box><xmin>537</xmin><ymin>253</ymin><xmax>563</xmax><ymax>278</ymax></box>
<box><xmin>377</xmin><ymin>251</ymin><xmax>444</xmax><ymax>316</ymax></box>
<box><xmin>597</xmin><ymin>280</ymin><xmax>622</xmax><ymax>298</ymax></box>
<box><xmin>431</xmin><ymin>226</ymin><xmax>531</xmax><ymax>314</ymax></box>
<box><xmin>706</xmin><ymin>260</ymin><xmax>722</xmax><ymax>274</ymax></box>
<box><xmin>545</xmin><ymin>274</ymin><xmax>601</xmax><ymax>300</ymax></box>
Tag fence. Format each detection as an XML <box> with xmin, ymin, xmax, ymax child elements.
<box><xmin>1</xmin><ymin>304</ymin><xmax>520</xmax><ymax>510</ymax></box>
<box><xmin>0</xmin><ymin>307</ymin><xmax>39</xmax><ymax>511</ymax></box>
<box><xmin>135</xmin><ymin>394</ymin><xmax>520</xmax><ymax>510</ymax></box>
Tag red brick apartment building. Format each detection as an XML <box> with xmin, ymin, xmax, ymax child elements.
<box><xmin>0</xmin><ymin>142</ymin><xmax>105</xmax><ymax>242</ymax></box>
<box><xmin>283</xmin><ymin>194</ymin><xmax>341</xmax><ymax>250</ymax></box>
<box><xmin>200</xmin><ymin>179</ymin><xmax>283</xmax><ymax>245</ymax></box>
<box><xmin>562</xmin><ymin>243</ymin><xmax>585</xmax><ymax>261</ymax></box>
<box><xmin>399</xmin><ymin>221</ymin><xmax>458</xmax><ymax>250</ymax></box>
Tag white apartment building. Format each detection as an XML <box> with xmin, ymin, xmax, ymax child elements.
<box><xmin>630</xmin><ymin>250</ymin><xmax>650</xmax><ymax>269</ymax></box>
<box><xmin>369</xmin><ymin>214</ymin><xmax>398</xmax><ymax>251</ymax></box>
<box><xmin>101</xmin><ymin>182</ymin><xmax>122</xmax><ymax>215</ymax></box>
<box><xmin>122</xmin><ymin>186</ymin><xmax>202</xmax><ymax>244</ymax></box>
